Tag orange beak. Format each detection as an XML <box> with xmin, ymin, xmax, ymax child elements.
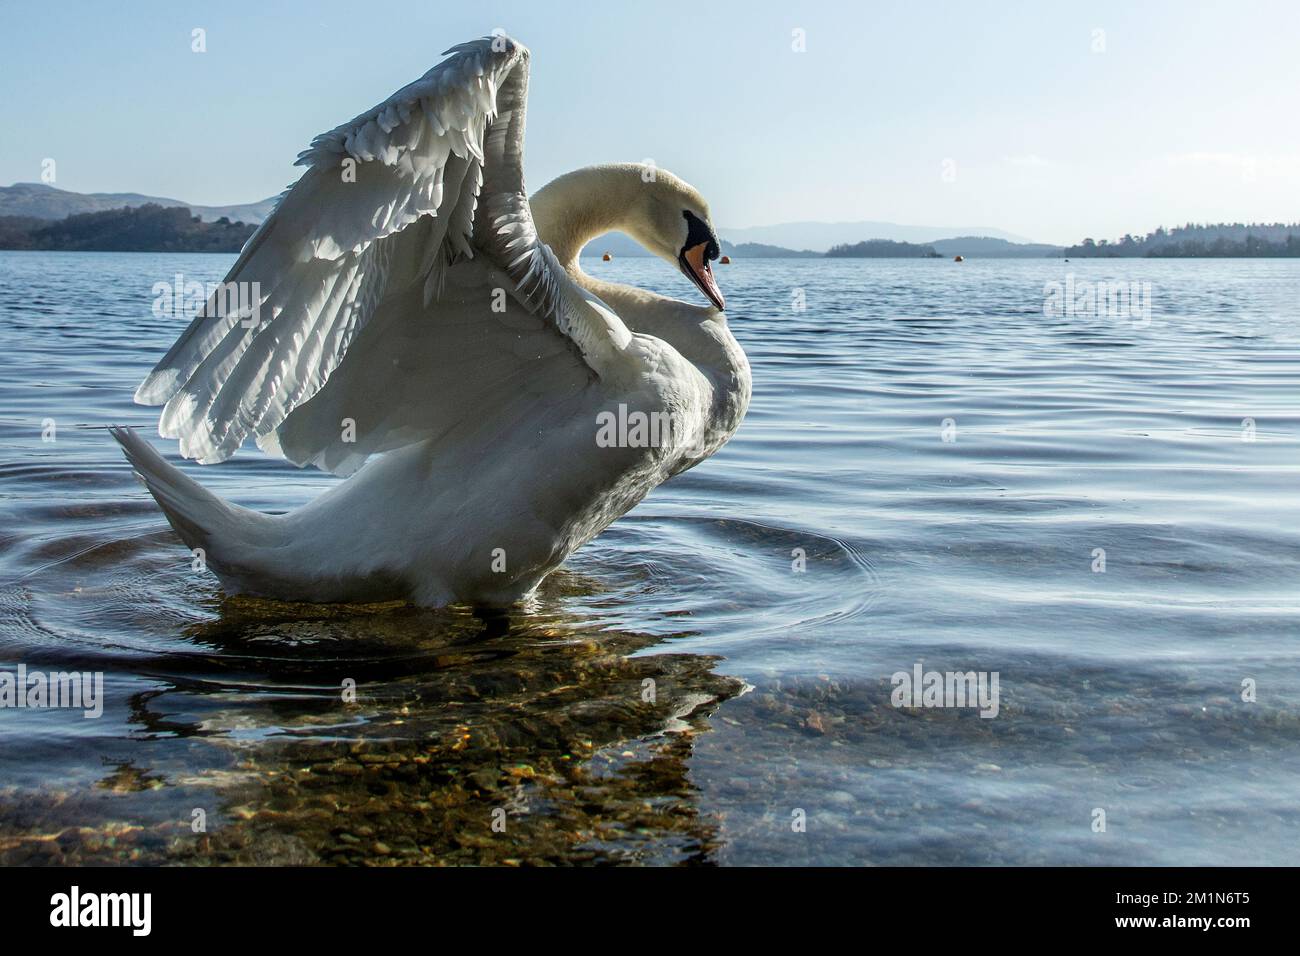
<box><xmin>680</xmin><ymin>242</ymin><xmax>725</xmax><ymax>311</ymax></box>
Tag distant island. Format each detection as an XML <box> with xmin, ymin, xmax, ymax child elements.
<box><xmin>932</xmin><ymin>237</ymin><xmax>1064</xmax><ymax>258</ymax></box>
<box><xmin>2</xmin><ymin>182</ymin><xmax>1297</xmax><ymax>260</ymax></box>
<box><xmin>0</xmin><ymin>204</ymin><xmax>257</xmax><ymax>252</ymax></box>
<box><xmin>583</xmin><ymin>231</ymin><xmax>823</xmax><ymax>259</ymax></box>
<box><xmin>585</xmin><ymin>230</ymin><xmax>1062</xmax><ymax>259</ymax></box>
<box><xmin>725</xmin><ymin>241</ymin><xmax>820</xmax><ymax>259</ymax></box>
<box><xmin>823</xmin><ymin>237</ymin><xmax>1067</xmax><ymax>258</ymax></box>
<box><xmin>1065</xmin><ymin>222</ymin><xmax>1300</xmax><ymax>257</ymax></box>
<box><xmin>826</xmin><ymin>239</ymin><xmax>941</xmax><ymax>258</ymax></box>
<box><xmin>0</xmin><ymin>181</ymin><xmax>276</xmax><ymax>225</ymax></box>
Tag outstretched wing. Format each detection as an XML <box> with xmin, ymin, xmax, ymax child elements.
<box><xmin>136</xmin><ymin>35</ymin><xmax>630</xmax><ymax>469</ymax></box>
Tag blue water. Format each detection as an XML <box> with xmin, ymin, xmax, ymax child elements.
<box><xmin>1</xmin><ymin>250</ymin><xmax>1298</xmax><ymax>865</ymax></box>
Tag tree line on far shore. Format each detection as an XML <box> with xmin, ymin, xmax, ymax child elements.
<box><xmin>1065</xmin><ymin>222</ymin><xmax>1300</xmax><ymax>258</ymax></box>
<box><xmin>823</xmin><ymin>223</ymin><xmax>1300</xmax><ymax>258</ymax></box>
<box><xmin>826</xmin><ymin>239</ymin><xmax>943</xmax><ymax>258</ymax></box>
<box><xmin>2</xmin><ymin>205</ymin><xmax>1298</xmax><ymax>259</ymax></box>
<box><xmin>0</xmin><ymin>204</ymin><xmax>256</xmax><ymax>252</ymax></box>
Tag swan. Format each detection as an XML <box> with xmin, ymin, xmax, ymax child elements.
<box><xmin>112</xmin><ymin>34</ymin><xmax>751</xmax><ymax>607</ymax></box>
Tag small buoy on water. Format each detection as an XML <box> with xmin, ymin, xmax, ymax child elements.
<box><xmin>720</xmin><ymin>255</ymin><xmax>731</xmax><ymax>264</ymax></box>
<box><xmin>953</xmin><ymin>255</ymin><xmax>964</xmax><ymax>262</ymax></box>
<box><xmin>602</xmin><ymin>252</ymin><xmax>612</xmax><ymax>261</ymax></box>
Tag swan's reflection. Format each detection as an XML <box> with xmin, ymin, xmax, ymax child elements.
<box><xmin>86</xmin><ymin>577</ymin><xmax>747</xmax><ymax>865</ymax></box>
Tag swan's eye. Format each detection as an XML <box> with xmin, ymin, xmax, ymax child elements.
<box><xmin>678</xmin><ymin>210</ymin><xmax>726</xmax><ymax>310</ymax></box>
<box><xmin>682</xmin><ymin>209</ymin><xmax>717</xmax><ymax>259</ymax></box>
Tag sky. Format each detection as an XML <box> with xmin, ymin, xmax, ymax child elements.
<box><xmin>2</xmin><ymin>0</ymin><xmax>1299</xmax><ymax>244</ymax></box>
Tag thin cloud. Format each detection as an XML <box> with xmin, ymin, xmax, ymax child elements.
<box><xmin>1004</xmin><ymin>154</ymin><xmax>1049</xmax><ymax>168</ymax></box>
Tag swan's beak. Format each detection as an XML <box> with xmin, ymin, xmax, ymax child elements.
<box><xmin>679</xmin><ymin>242</ymin><xmax>725</xmax><ymax>311</ymax></box>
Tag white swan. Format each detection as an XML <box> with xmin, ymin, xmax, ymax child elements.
<box><xmin>112</xmin><ymin>34</ymin><xmax>751</xmax><ymax>607</ymax></box>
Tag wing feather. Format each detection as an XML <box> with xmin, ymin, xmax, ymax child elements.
<box><xmin>138</xmin><ymin>34</ymin><xmax>630</xmax><ymax>471</ymax></box>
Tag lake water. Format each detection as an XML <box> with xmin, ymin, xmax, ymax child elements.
<box><xmin>1</xmin><ymin>250</ymin><xmax>1297</xmax><ymax>865</ymax></box>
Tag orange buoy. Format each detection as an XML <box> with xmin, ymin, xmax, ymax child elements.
<box><xmin>953</xmin><ymin>255</ymin><xmax>964</xmax><ymax>262</ymax></box>
<box><xmin>720</xmin><ymin>255</ymin><xmax>731</xmax><ymax>264</ymax></box>
<box><xmin>602</xmin><ymin>252</ymin><xmax>612</xmax><ymax>261</ymax></box>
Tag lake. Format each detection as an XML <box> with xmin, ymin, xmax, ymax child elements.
<box><xmin>1</xmin><ymin>250</ymin><xmax>1298</xmax><ymax>865</ymax></box>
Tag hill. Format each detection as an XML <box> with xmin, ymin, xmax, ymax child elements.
<box><xmin>1065</xmin><ymin>223</ymin><xmax>1300</xmax><ymax>257</ymax></box>
<box><xmin>0</xmin><ymin>204</ymin><xmax>257</xmax><ymax>252</ymax></box>
<box><xmin>825</xmin><ymin>239</ymin><xmax>940</xmax><ymax>258</ymax></box>
<box><xmin>580</xmin><ymin>231</ymin><xmax>1050</xmax><ymax>260</ymax></box>
<box><xmin>579</xmin><ymin>232</ymin><xmax>816</xmax><ymax>259</ymax></box>
<box><xmin>932</xmin><ymin>236</ymin><xmax>1063</xmax><ymax>258</ymax></box>
<box><xmin>719</xmin><ymin>219</ymin><xmax>1034</xmax><ymax>252</ymax></box>
<box><xmin>0</xmin><ymin>182</ymin><xmax>277</xmax><ymax>225</ymax></box>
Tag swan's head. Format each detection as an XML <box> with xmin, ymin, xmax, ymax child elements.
<box><xmin>632</xmin><ymin>167</ymin><xmax>725</xmax><ymax>311</ymax></box>
<box><xmin>530</xmin><ymin>163</ymin><xmax>726</xmax><ymax>310</ymax></box>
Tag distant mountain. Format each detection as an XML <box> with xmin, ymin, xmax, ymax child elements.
<box><xmin>0</xmin><ymin>182</ymin><xmax>277</xmax><ymax>225</ymax></box>
<box><xmin>580</xmin><ymin>231</ymin><xmax>650</xmax><ymax>258</ymax></box>
<box><xmin>1065</xmin><ymin>222</ymin><xmax>1300</xmax><ymax>258</ymax></box>
<box><xmin>581</xmin><ymin>232</ymin><xmax>846</xmax><ymax>259</ymax></box>
<box><xmin>724</xmin><ymin>240</ymin><xmax>819</xmax><ymax>258</ymax></box>
<box><xmin>931</xmin><ymin>236</ymin><xmax>1063</xmax><ymax>258</ymax></box>
<box><xmin>2</xmin><ymin>184</ymin><xmax>1066</xmax><ymax>259</ymax></box>
<box><xmin>826</xmin><ymin>239</ymin><xmax>940</xmax><ymax>258</ymax></box>
<box><xmin>0</xmin><ymin>203</ymin><xmax>256</xmax><ymax>252</ymax></box>
<box><xmin>581</xmin><ymin>229</ymin><xmax>1063</xmax><ymax>260</ymax></box>
<box><xmin>719</xmin><ymin>219</ymin><xmax>1035</xmax><ymax>252</ymax></box>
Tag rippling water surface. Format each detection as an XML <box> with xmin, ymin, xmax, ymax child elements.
<box><xmin>1</xmin><ymin>250</ymin><xmax>1298</xmax><ymax>865</ymax></box>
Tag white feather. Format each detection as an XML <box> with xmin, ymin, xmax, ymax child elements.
<box><xmin>124</xmin><ymin>35</ymin><xmax>751</xmax><ymax>608</ymax></box>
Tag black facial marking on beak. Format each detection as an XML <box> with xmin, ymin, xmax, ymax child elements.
<box><xmin>678</xmin><ymin>210</ymin><xmax>725</xmax><ymax>310</ymax></box>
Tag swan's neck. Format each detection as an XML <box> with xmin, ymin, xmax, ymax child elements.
<box><xmin>529</xmin><ymin>164</ymin><xmax>695</xmax><ymax>330</ymax></box>
<box><xmin>529</xmin><ymin>164</ymin><xmax>658</xmax><ymax>269</ymax></box>
<box><xmin>528</xmin><ymin>166</ymin><xmax>740</xmax><ymax>391</ymax></box>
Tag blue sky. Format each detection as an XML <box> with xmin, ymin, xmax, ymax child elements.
<box><xmin>2</xmin><ymin>0</ymin><xmax>1298</xmax><ymax>243</ymax></box>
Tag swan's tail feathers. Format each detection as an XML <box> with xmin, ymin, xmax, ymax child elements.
<box><xmin>109</xmin><ymin>426</ymin><xmax>276</xmax><ymax>561</ymax></box>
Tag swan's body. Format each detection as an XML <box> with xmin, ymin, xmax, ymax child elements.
<box><xmin>114</xmin><ymin>35</ymin><xmax>750</xmax><ymax>606</ymax></box>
